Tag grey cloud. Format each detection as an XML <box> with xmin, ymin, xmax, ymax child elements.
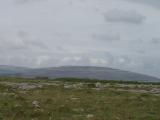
<box><xmin>0</xmin><ymin>36</ymin><xmax>26</xmax><ymax>51</ymax></box>
<box><xmin>92</xmin><ymin>33</ymin><xmax>120</xmax><ymax>41</ymax></box>
<box><xmin>104</xmin><ymin>9</ymin><xmax>146</xmax><ymax>24</ymax></box>
<box><xmin>14</xmin><ymin>0</ymin><xmax>46</xmax><ymax>4</ymax></box>
<box><xmin>123</xmin><ymin>0</ymin><xmax>160</xmax><ymax>9</ymax></box>
<box><xmin>55</xmin><ymin>46</ymin><xmax>69</xmax><ymax>52</ymax></box>
<box><xmin>136</xmin><ymin>57</ymin><xmax>160</xmax><ymax>77</ymax></box>
<box><xmin>17</xmin><ymin>30</ymin><xmax>48</xmax><ymax>50</ymax></box>
<box><xmin>0</xmin><ymin>30</ymin><xmax>47</xmax><ymax>52</ymax></box>
<box><xmin>151</xmin><ymin>38</ymin><xmax>160</xmax><ymax>44</ymax></box>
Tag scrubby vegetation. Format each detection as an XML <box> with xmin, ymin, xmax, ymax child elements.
<box><xmin>0</xmin><ymin>77</ymin><xmax>160</xmax><ymax>120</ymax></box>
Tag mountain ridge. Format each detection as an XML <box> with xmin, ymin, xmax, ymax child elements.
<box><xmin>0</xmin><ymin>65</ymin><xmax>159</xmax><ymax>82</ymax></box>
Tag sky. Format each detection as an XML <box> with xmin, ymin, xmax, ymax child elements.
<box><xmin>0</xmin><ymin>0</ymin><xmax>160</xmax><ymax>77</ymax></box>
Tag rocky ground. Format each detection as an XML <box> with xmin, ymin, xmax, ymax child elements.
<box><xmin>0</xmin><ymin>81</ymin><xmax>160</xmax><ymax>95</ymax></box>
<box><xmin>0</xmin><ymin>78</ymin><xmax>160</xmax><ymax>120</ymax></box>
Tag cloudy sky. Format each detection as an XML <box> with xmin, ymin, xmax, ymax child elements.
<box><xmin>0</xmin><ymin>0</ymin><xmax>160</xmax><ymax>77</ymax></box>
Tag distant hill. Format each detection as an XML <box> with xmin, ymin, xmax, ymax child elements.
<box><xmin>0</xmin><ymin>65</ymin><xmax>31</xmax><ymax>76</ymax></box>
<box><xmin>0</xmin><ymin>65</ymin><xmax>159</xmax><ymax>82</ymax></box>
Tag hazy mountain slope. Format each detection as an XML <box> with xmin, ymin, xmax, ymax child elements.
<box><xmin>18</xmin><ymin>66</ymin><xmax>160</xmax><ymax>82</ymax></box>
<box><xmin>0</xmin><ymin>65</ymin><xmax>31</xmax><ymax>76</ymax></box>
<box><xmin>0</xmin><ymin>65</ymin><xmax>159</xmax><ymax>82</ymax></box>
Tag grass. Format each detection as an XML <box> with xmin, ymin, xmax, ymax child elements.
<box><xmin>0</xmin><ymin>77</ymin><xmax>160</xmax><ymax>120</ymax></box>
